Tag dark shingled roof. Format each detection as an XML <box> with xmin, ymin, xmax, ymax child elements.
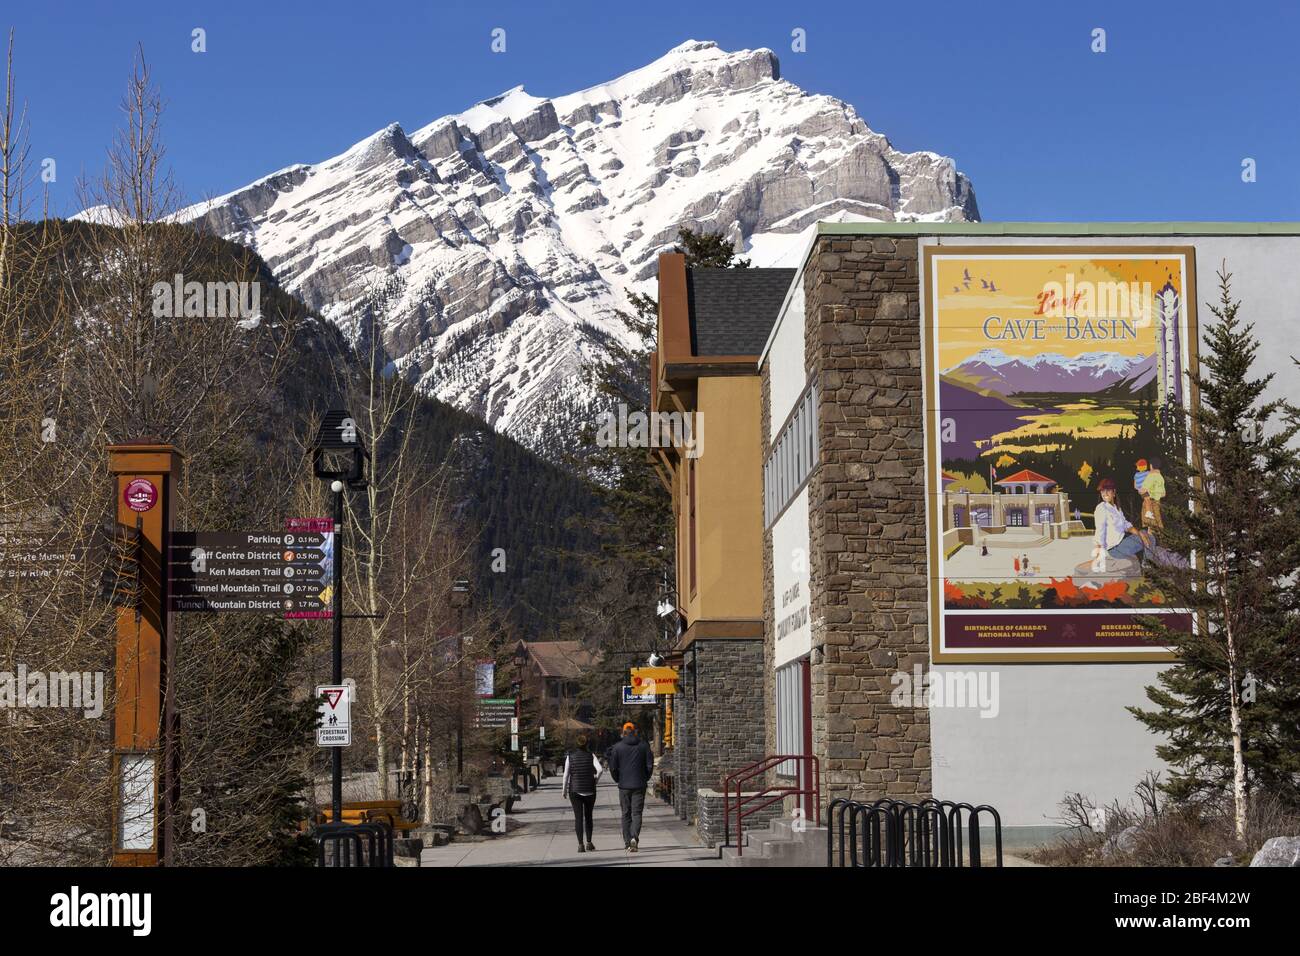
<box><xmin>685</xmin><ymin>267</ymin><xmax>797</xmax><ymax>356</ymax></box>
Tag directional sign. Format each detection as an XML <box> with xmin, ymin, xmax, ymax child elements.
<box><xmin>475</xmin><ymin>697</ymin><xmax>516</xmax><ymax>729</ymax></box>
<box><xmin>623</xmin><ymin>685</ymin><xmax>656</xmax><ymax>705</ymax></box>
<box><xmin>167</xmin><ymin>521</ymin><xmax>333</xmax><ymax>617</ymax></box>
<box><xmin>316</xmin><ymin>684</ymin><xmax>351</xmax><ymax>747</ymax></box>
<box><xmin>0</xmin><ymin>523</ymin><xmax>95</xmax><ymax>582</ymax></box>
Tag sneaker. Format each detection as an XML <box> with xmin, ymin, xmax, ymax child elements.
<box><xmin>629</xmin><ymin>838</ymin><xmax>638</xmax><ymax>853</ymax></box>
<box><xmin>577</xmin><ymin>845</ymin><xmax>586</xmax><ymax>853</ymax></box>
<box><xmin>585</xmin><ymin>841</ymin><xmax>595</xmax><ymax>852</ymax></box>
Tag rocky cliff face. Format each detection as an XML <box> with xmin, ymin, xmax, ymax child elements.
<box><xmin>181</xmin><ymin>40</ymin><xmax>978</xmax><ymax>456</ymax></box>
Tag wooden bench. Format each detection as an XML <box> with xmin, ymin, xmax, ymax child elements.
<box><xmin>304</xmin><ymin>800</ymin><xmax>421</xmax><ymax>833</ymax></box>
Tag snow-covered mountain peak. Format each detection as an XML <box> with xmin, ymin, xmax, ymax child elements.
<box><xmin>946</xmin><ymin>349</ymin><xmax>1157</xmax><ymax>395</ymax></box>
<box><xmin>179</xmin><ymin>42</ymin><xmax>979</xmax><ymax>456</ymax></box>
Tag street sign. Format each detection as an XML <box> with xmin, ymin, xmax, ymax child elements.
<box><xmin>167</xmin><ymin>523</ymin><xmax>333</xmax><ymax>617</ymax></box>
<box><xmin>0</xmin><ymin>522</ymin><xmax>97</xmax><ymax>586</ymax></box>
<box><xmin>316</xmin><ymin>683</ymin><xmax>351</xmax><ymax>747</ymax></box>
<box><xmin>474</xmin><ymin>697</ymin><xmax>515</xmax><ymax>729</ymax></box>
<box><xmin>623</xmin><ymin>685</ymin><xmax>656</xmax><ymax>705</ymax></box>
<box><xmin>630</xmin><ymin>665</ymin><xmax>678</xmax><ymax>696</ymax></box>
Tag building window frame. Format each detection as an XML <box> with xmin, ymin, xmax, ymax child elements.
<box><xmin>764</xmin><ymin>380</ymin><xmax>819</xmax><ymax>528</ymax></box>
<box><xmin>688</xmin><ymin>458</ymin><xmax>697</xmax><ymax>598</ymax></box>
<box><xmin>775</xmin><ymin>657</ymin><xmax>806</xmax><ymax>777</ymax></box>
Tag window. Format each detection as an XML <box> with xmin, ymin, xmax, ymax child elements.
<box><xmin>775</xmin><ymin>659</ymin><xmax>807</xmax><ymax>777</ymax></box>
<box><xmin>764</xmin><ymin>381</ymin><xmax>818</xmax><ymax>527</ymax></box>
<box><xmin>688</xmin><ymin>459</ymin><xmax>697</xmax><ymax>596</ymax></box>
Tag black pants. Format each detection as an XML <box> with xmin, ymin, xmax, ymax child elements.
<box><xmin>569</xmin><ymin>793</ymin><xmax>596</xmax><ymax>843</ymax></box>
<box><xmin>619</xmin><ymin>787</ymin><xmax>646</xmax><ymax>844</ymax></box>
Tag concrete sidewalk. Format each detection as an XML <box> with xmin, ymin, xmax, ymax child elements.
<box><xmin>420</xmin><ymin>775</ymin><xmax>719</xmax><ymax>867</ymax></box>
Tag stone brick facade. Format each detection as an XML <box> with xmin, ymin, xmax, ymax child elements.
<box><xmin>671</xmin><ymin>652</ymin><xmax>696</xmax><ymax>822</ymax></box>
<box><xmin>761</xmin><ymin>347</ymin><xmax>778</xmax><ymax>769</ymax></box>
<box><xmin>671</xmin><ymin>638</ymin><xmax>766</xmax><ymax>830</ymax></box>
<box><xmin>696</xmin><ymin>788</ymin><xmax>783</xmax><ymax>848</ymax></box>
<box><xmin>802</xmin><ymin>235</ymin><xmax>932</xmax><ymax>805</ymax></box>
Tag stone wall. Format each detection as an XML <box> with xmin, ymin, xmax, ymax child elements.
<box><xmin>693</xmin><ymin>638</ymin><xmax>766</xmax><ymax>792</ymax></box>
<box><xmin>761</xmin><ymin>348</ymin><xmax>778</xmax><ymax>774</ymax></box>
<box><xmin>803</xmin><ymin>235</ymin><xmax>932</xmax><ymax>804</ymax></box>
<box><xmin>671</xmin><ymin>648</ymin><xmax>696</xmax><ymax>821</ymax></box>
<box><xmin>672</xmin><ymin>637</ymin><xmax>766</xmax><ymax>832</ymax></box>
<box><xmin>696</xmin><ymin>788</ymin><xmax>784</xmax><ymax>848</ymax></box>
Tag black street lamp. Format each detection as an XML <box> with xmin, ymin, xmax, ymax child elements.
<box><xmin>311</xmin><ymin>410</ymin><xmax>369</xmax><ymax>824</ymax></box>
<box><xmin>312</xmin><ymin>409</ymin><xmax>370</xmax><ymax>487</ymax></box>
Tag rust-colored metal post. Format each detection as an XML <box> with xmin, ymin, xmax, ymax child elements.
<box><xmin>108</xmin><ymin>443</ymin><xmax>182</xmax><ymax>867</ymax></box>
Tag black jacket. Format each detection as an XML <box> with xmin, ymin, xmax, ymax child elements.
<box><xmin>607</xmin><ymin>733</ymin><xmax>654</xmax><ymax>791</ymax></box>
<box><xmin>564</xmin><ymin>749</ymin><xmax>597</xmax><ymax>796</ymax></box>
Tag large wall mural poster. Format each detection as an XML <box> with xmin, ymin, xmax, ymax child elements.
<box><xmin>924</xmin><ymin>247</ymin><xmax>1198</xmax><ymax>662</ymax></box>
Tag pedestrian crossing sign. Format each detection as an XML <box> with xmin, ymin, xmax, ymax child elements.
<box><xmin>316</xmin><ymin>683</ymin><xmax>351</xmax><ymax>747</ymax></box>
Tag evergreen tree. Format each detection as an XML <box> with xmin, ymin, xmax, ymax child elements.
<box><xmin>1130</xmin><ymin>269</ymin><xmax>1300</xmax><ymax>841</ymax></box>
<box><xmin>564</xmin><ymin>229</ymin><xmax>749</xmax><ymax>728</ymax></box>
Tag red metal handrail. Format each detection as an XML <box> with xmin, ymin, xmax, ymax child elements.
<box><xmin>723</xmin><ymin>754</ymin><xmax>820</xmax><ymax>856</ymax></box>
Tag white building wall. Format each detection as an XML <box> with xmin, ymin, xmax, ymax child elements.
<box><xmin>772</xmin><ymin>487</ymin><xmax>811</xmax><ymax>669</ymax></box>
<box><xmin>765</xmin><ymin>270</ymin><xmax>813</xmax><ymax>666</ymax></box>
<box><xmin>766</xmin><ymin>282</ymin><xmax>806</xmax><ymax>444</ymax></box>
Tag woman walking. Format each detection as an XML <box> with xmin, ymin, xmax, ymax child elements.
<box><xmin>562</xmin><ymin>734</ymin><xmax>603</xmax><ymax>853</ymax></box>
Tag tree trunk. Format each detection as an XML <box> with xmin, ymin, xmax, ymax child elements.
<box><xmin>1225</xmin><ymin>616</ymin><xmax>1248</xmax><ymax>844</ymax></box>
<box><xmin>399</xmin><ymin>613</ymin><xmax>409</xmax><ymax>775</ymax></box>
<box><xmin>421</xmin><ymin>722</ymin><xmax>435</xmax><ymax>826</ymax></box>
<box><xmin>371</xmin><ymin>630</ymin><xmax>387</xmax><ymax>799</ymax></box>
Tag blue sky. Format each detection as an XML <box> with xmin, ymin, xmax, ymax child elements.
<box><xmin>7</xmin><ymin>0</ymin><xmax>1298</xmax><ymax>221</ymax></box>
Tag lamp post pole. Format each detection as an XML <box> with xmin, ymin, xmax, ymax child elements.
<box><xmin>332</xmin><ymin>482</ymin><xmax>344</xmax><ymax>824</ymax></box>
<box><xmin>450</xmin><ymin>579</ymin><xmax>471</xmax><ymax>779</ymax></box>
<box><xmin>311</xmin><ymin>410</ymin><xmax>369</xmax><ymax>837</ymax></box>
<box><xmin>456</xmin><ymin>601</ymin><xmax>464</xmax><ymax>778</ymax></box>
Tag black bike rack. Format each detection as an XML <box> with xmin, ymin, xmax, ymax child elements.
<box><xmin>314</xmin><ymin>820</ymin><xmax>395</xmax><ymax>867</ymax></box>
<box><xmin>826</xmin><ymin>797</ymin><xmax>1001</xmax><ymax>868</ymax></box>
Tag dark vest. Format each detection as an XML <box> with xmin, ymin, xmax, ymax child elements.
<box><xmin>567</xmin><ymin>749</ymin><xmax>596</xmax><ymax>795</ymax></box>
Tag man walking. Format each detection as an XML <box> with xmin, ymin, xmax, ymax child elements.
<box><xmin>607</xmin><ymin>721</ymin><xmax>653</xmax><ymax>851</ymax></box>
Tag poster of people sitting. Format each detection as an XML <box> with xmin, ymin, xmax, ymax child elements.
<box><xmin>924</xmin><ymin>248</ymin><xmax>1197</xmax><ymax>661</ymax></box>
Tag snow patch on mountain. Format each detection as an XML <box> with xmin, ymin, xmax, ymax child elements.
<box><xmin>177</xmin><ymin>40</ymin><xmax>979</xmax><ymax>456</ymax></box>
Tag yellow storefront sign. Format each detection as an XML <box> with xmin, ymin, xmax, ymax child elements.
<box><xmin>630</xmin><ymin>666</ymin><xmax>678</xmax><ymax>696</ymax></box>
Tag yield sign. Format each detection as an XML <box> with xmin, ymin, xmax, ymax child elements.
<box><xmin>316</xmin><ymin>683</ymin><xmax>351</xmax><ymax>747</ymax></box>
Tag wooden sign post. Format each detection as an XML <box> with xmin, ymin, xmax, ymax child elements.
<box><xmin>107</xmin><ymin>443</ymin><xmax>182</xmax><ymax>867</ymax></box>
